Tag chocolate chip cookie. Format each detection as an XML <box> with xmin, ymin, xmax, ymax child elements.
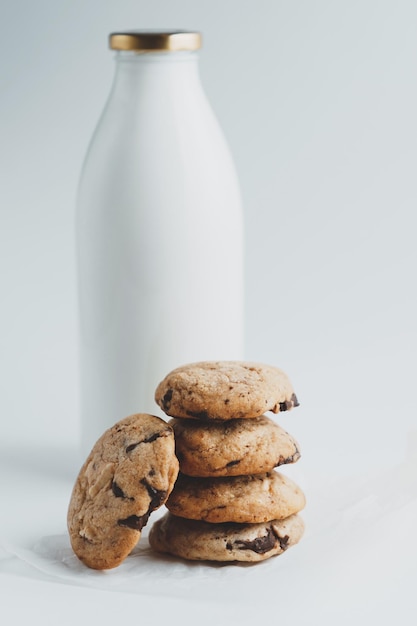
<box><xmin>149</xmin><ymin>512</ymin><xmax>305</xmax><ymax>562</ymax></box>
<box><xmin>165</xmin><ymin>471</ymin><xmax>306</xmax><ymax>524</ymax></box>
<box><xmin>67</xmin><ymin>413</ymin><xmax>179</xmax><ymax>570</ymax></box>
<box><xmin>170</xmin><ymin>415</ymin><xmax>300</xmax><ymax>477</ymax></box>
<box><xmin>155</xmin><ymin>361</ymin><xmax>299</xmax><ymax>420</ymax></box>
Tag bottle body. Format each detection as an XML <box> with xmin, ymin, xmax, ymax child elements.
<box><xmin>77</xmin><ymin>51</ymin><xmax>244</xmax><ymax>453</ymax></box>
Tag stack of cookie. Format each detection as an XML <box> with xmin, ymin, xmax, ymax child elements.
<box><xmin>149</xmin><ymin>361</ymin><xmax>305</xmax><ymax>563</ymax></box>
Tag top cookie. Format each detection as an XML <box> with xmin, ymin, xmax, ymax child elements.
<box><xmin>155</xmin><ymin>361</ymin><xmax>299</xmax><ymax>420</ymax></box>
<box><xmin>67</xmin><ymin>413</ymin><xmax>179</xmax><ymax>570</ymax></box>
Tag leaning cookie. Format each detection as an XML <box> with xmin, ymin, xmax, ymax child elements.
<box><xmin>67</xmin><ymin>414</ymin><xmax>179</xmax><ymax>570</ymax></box>
<box><xmin>149</xmin><ymin>512</ymin><xmax>305</xmax><ymax>562</ymax></box>
<box><xmin>171</xmin><ymin>415</ymin><xmax>300</xmax><ymax>477</ymax></box>
<box><xmin>155</xmin><ymin>361</ymin><xmax>299</xmax><ymax>420</ymax></box>
<box><xmin>165</xmin><ymin>471</ymin><xmax>306</xmax><ymax>524</ymax></box>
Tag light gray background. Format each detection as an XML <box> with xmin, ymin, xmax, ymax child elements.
<box><xmin>1</xmin><ymin>0</ymin><xmax>416</xmax><ymax>478</ymax></box>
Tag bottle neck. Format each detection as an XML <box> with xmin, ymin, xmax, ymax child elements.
<box><xmin>112</xmin><ymin>50</ymin><xmax>201</xmax><ymax>91</ymax></box>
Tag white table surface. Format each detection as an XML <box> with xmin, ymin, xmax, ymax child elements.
<box><xmin>1</xmin><ymin>441</ymin><xmax>416</xmax><ymax>626</ymax></box>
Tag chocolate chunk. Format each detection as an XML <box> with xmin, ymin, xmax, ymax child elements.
<box><xmin>277</xmin><ymin>534</ymin><xmax>290</xmax><ymax>550</ymax></box>
<box><xmin>162</xmin><ymin>389</ymin><xmax>173</xmax><ymax>411</ymax></box>
<box><xmin>276</xmin><ymin>443</ymin><xmax>301</xmax><ymax>467</ymax></box>
<box><xmin>143</xmin><ymin>432</ymin><xmax>162</xmax><ymax>444</ymax></box>
<box><xmin>291</xmin><ymin>393</ymin><xmax>300</xmax><ymax>407</ymax></box>
<box><xmin>233</xmin><ymin>527</ymin><xmax>279</xmax><ymax>554</ymax></box>
<box><xmin>142</xmin><ymin>429</ymin><xmax>170</xmax><ymax>444</ymax></box>
<box><xmin>112</xmin><ymin>481</ymin><xmax>126</xmax><ymax>498</ymax></box>
<box><xmin>140</xmin><ymin>478</ymin><xmax>167</xmax><ymax>510</ymax></box>
<box><xmin>279</xmin><ymin>393</ymin><xmax>300</xmax><ymax>412</ymax></box>
<box><xmin>117</xmin><ymin>513</ymin><xmax>149</xmax><ymax>531</ymax></box>
<box><xmin>125</xmin><ymin>430</ymin><xmax>168</xmax><ymax>454</ymax></box>
<box><xmin>112</xmin><ymin>481</ymin><xmax>134</xmax><ymax>500</ymax></box>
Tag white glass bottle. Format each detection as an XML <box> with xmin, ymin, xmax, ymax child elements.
<box><xmin>76</xmin><ymin>31</ymin><xmax>244</xmax><ymax>453</ymax></box>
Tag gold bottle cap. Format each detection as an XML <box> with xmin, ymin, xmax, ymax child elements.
<box><xmin>109</xmin><ymin>31</ymin><xmax>202</xmax><ymax>52</ymax></box>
